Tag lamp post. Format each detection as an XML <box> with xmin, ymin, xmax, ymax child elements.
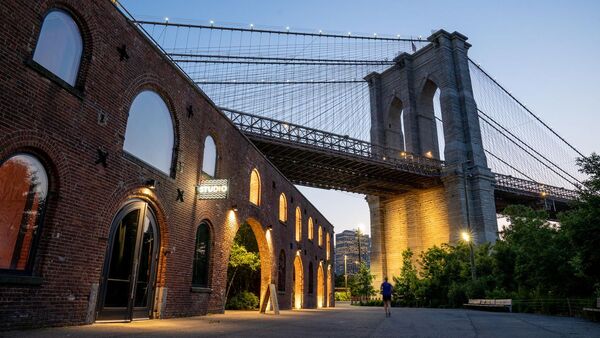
<box><xmin>461</xmin><ymin>231</ymin><xmax>476</xmax><ymax>281</ymax></box>
<box><xmin>344</xmin><ymin>254</ymin><xmax>348</xmax><ymax>293</ymax></box>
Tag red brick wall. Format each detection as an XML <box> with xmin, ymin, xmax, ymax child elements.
<box><xmin>0</xmin><ymin>0</ymin><xmax>334</xmax><ymax>329</ymax></box>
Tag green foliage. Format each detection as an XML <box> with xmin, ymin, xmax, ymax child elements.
<box><xmin>226</xmin><ymin>223</ymin><xmax>261</xmax><ymax>306</ymax></box>
<box><xmin>228</xmin><ymin>242</ymin><xmax>260</xmax><ymax>270</ymax></box>
<box><xmin>389</xmin><ymin>149</ymin><xmax>600</xmax><ymax>315</ymax></box>
<box><xmin>335</xmin><ymin>291</ymin><xmax>351</xmax><ymax>301</ymax></box>
<box><xmin>349</xmin><ymin>263</ymin><xmax>375</xmax><ymax>298</ymax></box>
<box><xmin>226</xmin><ymin>290</ymin><xmax>259</xmax><ymax>310</ymax></box>
<box><xmin>356</xmin><ymin>299</ymin><xmax>383</xmax><ymax>307</ymax></box>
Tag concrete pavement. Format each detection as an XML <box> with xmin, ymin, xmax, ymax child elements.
<box><xmin>4</xmin><ymin>302</ymin><xmax>600</xmax><ymax>337</ymax></box>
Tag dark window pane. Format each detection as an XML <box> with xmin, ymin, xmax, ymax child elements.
<box><xmin>308</xmin><ymin>262</ymin><xmax>314</xmax><ymax>294</ymax></box>
<box><xmin>192</xmin><ymin>223</ymin><xmax>210</xmax><ymax>287</ymax></box>
<box><xmin>202</xmin><ymin>136</ymin><xmax>217</xmax><ymax>177</ymax></box>
<box><xmin>33</xmin><ymin>10</ymin><xmax>82</xmax><ymax>85</ymax></box>
<box><xmin>134</xmin><ymin>215</ymin><xmax>155</xmax><ymax>307</ymax></box>
<box><xmin>278</xmin><ymin>250</ymin><xmax>286</xmax><ymax>292</ymax></box>
<box><xmin>0</xmin><ymin>154</ymin><xmax>48</xmax><ymax>271</ymax></box>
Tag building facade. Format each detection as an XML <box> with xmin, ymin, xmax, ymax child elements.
<box><xmin>0</xmin><ymin>0</ymin><xmax>334</xmax><ymax>330</ymax></box>
<box><xmin>334</xmin><ymin>230</ymin><xmax>371</xmax><ymax>276</ymax></box>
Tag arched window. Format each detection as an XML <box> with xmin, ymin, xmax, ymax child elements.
<box><xmin>277</xmin><ymin>250</ymin><xmax>286</xmax><ymax>292</ymax></box>
<box><xmin>318</xmin><ymin>226</ymin><xmax>323</xmax><ymax>247</ymax></box>
<box><xmin>192</xmin><ymin>221</ymin><xmax>211</xmax><ymax>287</ymax></box>
<box><xmin>279</xmin><ymin>193</ymin><xmax>287</xmax><ymax>222</ymax></box>
<box><xmin>33</xmin><ymin>10</ymin><xmax>83</xmax><ymax>86</ymax></box>
<box><xmin>124</xmin><ymin>91</ymin><xmax>175</xmax><ymax>175</ymax></box>
<box><xmin>308</xmin><ymin>262</ymin><xmax>314</xmax><ymax>294</ymax></box>
<box><xmin>202</xmin><ymin>136</ymin><xmax>217</xmax><ymax>177</ymax></box>
<box><xmin>249</xmin><ymin>169</ymin><xmax>261</xmax><ymax>205</ymax></box>
<box><xmin>308</xmin><ymin>217</ymin><xmax>314</xmax><ymax>241</ymax></box>
<box><xmin>0</xmin><ymin>154</ymin><xmax>49</xmax><ymax>272</ymax></box>
<box><xmin>326</xmin><ymin>232</ymin><xmax>331</xmax><ymax>260</ymax></box>
<box><xmin>295</xmin><ymin>207</ymin><xmax>302</xmax><ymax>242</ymax></box>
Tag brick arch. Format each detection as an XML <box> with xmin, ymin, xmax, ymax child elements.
<box><xmin>36</xmin><ymin>0</ymin><xmax>98</xmax><ymax>89</ymax></box>
<box><xmin>293</xmin><ymin>254</ymin><xmax>304</xmax><ymax>309</ymax></box>
<box><xmin>0</xmin><ymin>130</ymin><xmax>70</xmax><ymax>196</ymax></box>
<box><xmin>97</xmin><ymin>179</ymin><xmax>171</xmax><ymax>290</ymax></box>
<box><xmin>120</xmin><ymin>74</ymin><xmax>181</xmax><ymax>178</ymax></box>
<box><xmin>235</xmin><ymin>217</ymin><xmax>272</xmax><ymax>311</ymax></box>
<box><xmin>317</xmin><ymin>261</ymin><xmax>324</xmax><ymax>308</ymax></box>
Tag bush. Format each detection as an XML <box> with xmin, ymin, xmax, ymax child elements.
<box><xmin>226</xmin><ymin>291</ymin><xmax>259</xmax><ymax>310</ymax></box>
<box><xmin>355</xmin><ymin>299</ymin><xmax>383</xmax><ymax>307</ymax></box>
<box><xmin>335</xmin><ymin>291</ymin><xmax>351</xmax><ymax>301</ymax></box>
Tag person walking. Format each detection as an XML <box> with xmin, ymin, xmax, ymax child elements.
<box><xmin>380</xmin><ymin>277</ymin><xmax>393</xmax><ymax>317</ymax></box>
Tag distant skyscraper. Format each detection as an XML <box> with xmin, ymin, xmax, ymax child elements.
<box><xmin>335</xmin><ymin>230</ymin><xmax>371</xmax><ymax>276</ymax></box>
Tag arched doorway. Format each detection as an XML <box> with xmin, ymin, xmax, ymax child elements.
<box><xmin>225</xmin><ymin>218</ymin><xmax>272</xmax><ymax>311</ymax></box>
<box><xmin>97</xmin><ymin>200</ymin><xmax>160</xmax><ymax>321</ymax></box>
<box><xmin>317</xmin><ymin>263</ymin><xmax>324</xmax><ymax>308</ymax></box>
<box><xmin>293</xmin><ymin>254</ymin><xmax>303</xmax><ymax>309</ymax></box>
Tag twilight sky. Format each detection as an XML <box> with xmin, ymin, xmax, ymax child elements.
<box><xmin>120</xmin><ymin>0</ymin><xmax>599</xmax><ymax>235</ymax></box>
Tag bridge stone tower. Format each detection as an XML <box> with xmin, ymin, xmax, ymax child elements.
<box><xmin>365</xmin><ymin>30</ymin><xmax>497</xmax><ymax>285</ymax></box>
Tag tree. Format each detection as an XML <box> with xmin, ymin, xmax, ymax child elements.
<box><xmin>225</xmin><ymin>242</ymin><xmax>260</xmax><ymax>306</ymax></box>
<box><xmin>560</xmin><ymin>153</ymin><xmax>600</xmax><ymax>295</ymax></box>
<box><xmin>393</xmin><ymin>249</ymin><xmax>420</xmax><ymax>306</ymax></box>
<box><xmin>350</xmin><ymin>263</ymin><xmax>375</xmax><ymax>300</ymax></box>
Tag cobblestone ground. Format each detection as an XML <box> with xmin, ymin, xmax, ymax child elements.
<box><xmin>4</xmin><ymin>302</ymin><xmax>600</xmax><ymax>338</ymax></box>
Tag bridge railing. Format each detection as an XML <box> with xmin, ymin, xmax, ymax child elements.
<box><xmin>494</xmin><ymin>173</ymin><xmax>578</xmax><ymax>201</ymax></box>
<box><xmin>223</xmin><ymin>107</ymin><xmax>444</xmax><ymax>175</ymax></box>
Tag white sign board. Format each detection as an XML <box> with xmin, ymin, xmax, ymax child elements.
<box><xmin>196</xmin><ymin>179</ymin><xmax>229</xmax><ymax>200</ymax></box>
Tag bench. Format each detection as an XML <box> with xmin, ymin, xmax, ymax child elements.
<box><xmin>583</xmin><ymin>298</ymin><xmax>600</xmax><ymax>321</ymax></box>
<box><xmin>464</xmin><ymin>299</ymin><xmax>512</xmax><ymax>312</ymax></box>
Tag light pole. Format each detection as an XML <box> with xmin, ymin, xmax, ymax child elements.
<box><xmin>344</xmin><ymin>254</ymin><xmax>348</xmax><ymax>293</ymax></box>
<box><xmin>461</xmin><ymin>231</ymin><xmax>476</xmax><ymax>281</ymax></box>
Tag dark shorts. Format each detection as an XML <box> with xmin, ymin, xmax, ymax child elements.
<box><xmin>383</xmin><ymin>295</ymin><xmax>392</xmax><ymax>302</ymax></box>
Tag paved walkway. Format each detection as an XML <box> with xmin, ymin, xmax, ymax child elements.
<box><xmin>4</xmin><ymin>302</ymin><xmax>600</xmax><ymax>337</ymax></box>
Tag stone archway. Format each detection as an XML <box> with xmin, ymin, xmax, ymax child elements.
<box><xmin>317</xmin><ymin>263</ymin><xmax>324</xmax><ymax>308</ymax></box>
<box><xmin>293</xmin><ymin>254</ymin><xmax>303</xmax><ymax>309</ymax></box>
<box><xmin>326</xmin><ymin>264</ymin><xmax>332</xmax><ymax>307</ymax></box>
<box><xmin>227</xmin><ymin>217</ymin><xmax>272</xmax><ymax>311</ymax></box>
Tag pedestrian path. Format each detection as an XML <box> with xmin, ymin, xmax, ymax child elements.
<box><xmin>4</xmin><ymin>302</ymin><xmax>599</xmax><ymax>337</ymax></box>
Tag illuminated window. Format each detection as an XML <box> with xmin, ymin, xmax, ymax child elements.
<box><xmin>249</xmin><ymin>169</ymin><xmax>261</xmax><ymax>205</ymax></box>
<box><xmin>124</xmin><ymin>91</ymin><xmax>174</xmax><ymax>175</ymax></box>
<box><xmin>318</xmin><ymin>226</ymin><xmax>323</xmax><ymax>247</ymax></box>
<box><xmin>202</xmin><ymin>136</ymin><xmax>217</xmax><ymax>177</ymax></box>
<box><xmin>308</xmin><ymin>217</ymin><xmax>314</xmax><ymax>240</ymax></box>
<box><xmin>0</xmin><ymin>154</ymin><xmax>49</xmax><ymax>272</ymax></box>
<box><xmin>192</xmin><ymin>222</ymin><xmax>211</xmax><ymax>287</ymax></box>
<box><xmin>295</xmin><ymin>207</ymin><xmax>302</xmax><ymax>242</ymax></box>
<box><xmin>279</xmin><ymin>193</ymin><xmax>287</xmax><ymax>222</ymax></box>
<box><xmin>33</xmin><ymin>10</ymin><xmax>83</xmax><ymax>86</ymax></box>
<box><xmin>278</xmin><ymin>250</ymin><xmax>286</xmax><ymax>292</ymax></box>
<box><xmin>326</xmin><ymin>232</ymin><xmax>331</xmax><ymax>260</ymax></box>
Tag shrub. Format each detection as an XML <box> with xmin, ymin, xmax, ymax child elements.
<box><xmin>226</xmin><ymin>291</ymin><xmax>259</xmax><ymax>310</ymax></box>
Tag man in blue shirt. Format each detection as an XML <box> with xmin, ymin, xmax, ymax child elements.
<box><xmin>380</xmin><ymin>277</ymin><xmax>393</xmax><ymax>317</ymax></box>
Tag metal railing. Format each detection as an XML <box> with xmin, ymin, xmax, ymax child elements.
<box><xmin>223</xmin><ymin>107</ymin><xmax>444</xmax><ymax>176</ymax></box>
<box><xmin>494</xmin><ymin>173</ymin><xmax>578</xmax><ymax>201</ymax></box>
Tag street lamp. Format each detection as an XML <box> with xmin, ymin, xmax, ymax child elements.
<box><xmin>461</xmin><ymin>230</ymin><xmax>476</xmax><ymax>281</ymax></box>
<box><xmin>344</xmin><ymin>254</ymin><xmax>348</xmax><ymax>293</ymax></box>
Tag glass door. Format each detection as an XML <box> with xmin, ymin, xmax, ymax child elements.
<box><xmin>96</xmin><ymin>201</ymin><xmax>159</xmax><ymax>321</ymax></box>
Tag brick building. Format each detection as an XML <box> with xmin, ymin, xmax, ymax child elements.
<box><xmin>0</xmin><ymin>0</ymin><xmax>334</xmax><ymax>329</ymax></box>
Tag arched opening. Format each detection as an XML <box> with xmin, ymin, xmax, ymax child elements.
<box><xmin>317</xmin><ymin>263</ymin><xmax>324</xmax><ymax>308</ymax></box>
<box><xmin>202</xmin><ymin>136</ymin><xmax>217</xmax><ymax>178</ymax></box>
<box><xmin>295</xmin><ymin>207</ymin><xmax>302</xmax><ymax>242</ymax></box>
<box><xmin>418</xmin><ymin>80</ymin><xmax>444</xmax><ymax>160</ymax></box>
<box><xmin>326</xmin><ymin>232</ymin><xmax>331</xmax><ymax>260</ymax></box>
<box><xmin>386</xmin><ymin>97</ymin><xmax>406</xmax><ymax>152</ymax></box>
<box><xmin>293</xmin><ymin>254</ymin><xmax>303</xmax><ymax>309</ymax></box>
<box><xmin>278</xmin><ymin>193</ymin><xmax>287</xmax><ymax>222</ymax></box>
<box><xmin>249</xmin><ymin>169</ymin><xmax>261</xmax><ymax>206</ymax></box>
<box><xmin>225</xmin><ymin>218</ymin><xmax>271</xmax><ymax>311</ymax></box>
<box><xmin>308</xmin><ymin>217</ymin><xmax>314</xmax><ymax>241</ymax></box>
<box><xmin>97</xmin><ymin>200</ymin><xmax>160</xmax><ymax>321</ymax></box>
<box><xmin>123</xmin><ymin>91</ymin><xmax>175</xmax><ymax>175</ymax></box>
<box><xmin>192</xmin><ymin>221</ymin><xmax>211</xmax><ymax>287</ymax></box>
<box><xmin>308</xmin><ymin>262</ymin><xmax>314</xmax><ymax>296</ymax></box>
<box><xmin>318</xmin><ymin>225</ymin><xmax>323</xmax><ymax>247</ymax></box>
<box><xmin>33</xmin><ymin>9</ymin><xmax>83</xmax><ymax>86</ymax></box>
